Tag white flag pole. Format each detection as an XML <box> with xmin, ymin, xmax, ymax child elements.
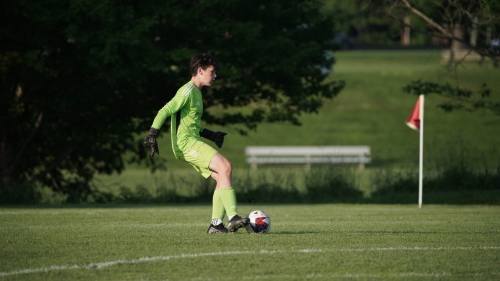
<box><xmin>418</xmin><ymin>94</ymin><xmax>424</xmax><ymax>209</ymax></box>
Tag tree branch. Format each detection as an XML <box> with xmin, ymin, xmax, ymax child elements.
<box><xmin>388</xmin><ymin>0</ymin><xmax>499</xmax><ymax>61</ymax></box>
<box><xmin>400</xmin><ymin>0</ymin><xmax>453</xmax><ymax>37</ymax></box>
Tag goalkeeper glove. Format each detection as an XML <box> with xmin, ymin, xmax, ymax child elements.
<box><xmin>200</xmin><ymin>128</ymin><xmax>227</xmax><ymax>148</ymax></box>
<box><xmin>143</xmin><ymin>128</ymin><xmax>159</xmax><ymax>157</ymax></box>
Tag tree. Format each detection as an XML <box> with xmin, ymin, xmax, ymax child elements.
<box><xmin>322</xmin><ymin>0</ymin><xmax>437</xmax><ymax>47</ymax></box>
<box><xmin>0</xmin><ymin>0</ymin><xmax>344</xmax><ymax>200</ymax></box>
<box><xmin>386</xmin><ymin>0</ymin><xmax>500</xmax><ymax>59</ymax></box>
<box><xmin>322</xmin><ymin>0</ymin><xmax>399</xmax><ymax>46</ymax></box>
<box><xmin>403</xmin><ymin>80</ymin><xmax>499</xmax><ymax>114</ymax></box>
<box><xmin>383</xmin><ymin>0</ymin><xmax>500</xmax><ymax>112</ymax></box>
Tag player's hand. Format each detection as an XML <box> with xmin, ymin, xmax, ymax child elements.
<box><xmin>143</xmin><ymin>128</ymin><xmax>159</xmax><ymax>157</ymax></box>
<box><xmin>200</xmin><ymin>129</ymin><xmax>227</xmax><ymax>148</ymax></box>
<box><xmin>212</xmin><ymin>131</ymin><xmax>227</xmax><ymax>148</ymax></box>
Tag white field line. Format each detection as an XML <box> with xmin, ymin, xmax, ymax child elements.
<box><xmin>1</xmin><ymin>246</ymin><xmax>499</xmax><ymax>277</ymax></box>
<box><xmin>193</xmin><ymin>272</ymin><xmax>500</xmax><ymax>280</ymax></box>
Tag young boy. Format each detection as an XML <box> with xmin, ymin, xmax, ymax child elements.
<box><xmin>143</xmin><ymin>53</ymin><xmax>249</xmax><ymax>234</ymax></box>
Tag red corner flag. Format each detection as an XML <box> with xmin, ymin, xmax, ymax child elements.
<box><xmin>406</xmin><ymin>97</ymin><xmax>421</xmax><ymax>131</ymax></box>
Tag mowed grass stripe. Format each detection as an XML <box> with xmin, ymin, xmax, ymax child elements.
<box><xmin>1</xmin><ymin>205</ymin><xmax>499</xmax><ymax>280</ymax></box>
<box><xmin>1</xmin><ymin>246</ymin><xmax>499</xmax><ymax>277</ymax></box>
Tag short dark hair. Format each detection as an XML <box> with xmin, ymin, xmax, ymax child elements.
<box><xmin>190</xmin><ymin>53</ymin><xmax>220</xmax><ymax>76</ymax></box>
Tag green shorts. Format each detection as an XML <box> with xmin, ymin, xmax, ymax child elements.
<box><xmin>178</xmin><ymin>138</ymin><xmax>218</xmax><ymax>178</ymax></box>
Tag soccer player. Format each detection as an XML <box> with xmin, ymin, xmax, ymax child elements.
<box><xmin>143</xmin><ymin>53</ymin><xmax>249</xmax><ymax>234</ymax></box>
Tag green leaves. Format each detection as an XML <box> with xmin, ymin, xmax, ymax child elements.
<box><xmin>0</xmin><ymin>0</ymin><xmax>342</xmax><ymax>194</ymax></box>
<box><xmin>403</xmin><ymin>80</ymin><xmax>499</xmax><ymax>114</ymax></box>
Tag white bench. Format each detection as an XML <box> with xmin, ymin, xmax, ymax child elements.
<box><xmin>245</xmin><ymin>146</ymin><xmax>371</xmax><ymax>170</ymax></box>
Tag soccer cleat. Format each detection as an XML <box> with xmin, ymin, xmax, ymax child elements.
<box><xmin>227</xmin><ymin>215</ymin><xmax>250</xmax><ymax>232</ymax></box>
<box><xmin>207</xmin><ymin>223</ymin><xmax>229</xmax><ymax>234</ymax></box>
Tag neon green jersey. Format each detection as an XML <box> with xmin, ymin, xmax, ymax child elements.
<box><xmin>151</xmin><ymin>81</ymin><xmax>206</xmax><ymax>158</ymax></box>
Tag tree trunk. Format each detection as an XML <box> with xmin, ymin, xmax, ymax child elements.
<box><xmin>402</xmin><ymin>15</ymin><xmax>411</xmax><ymax>46</ymax></box>
<box><xmin>0</xmin><ymin>146</ymin><xmax>14</xmax><ymax>189</ymax></box>
<box><xmin>451</xmin><ymin>24</ymin><xmax>465</xmax><ymax>52</ymax></box>
<box><xmin>470</xmin><ymin>16</ymin><xmax>478</xmax><ymax>47</ymax></box>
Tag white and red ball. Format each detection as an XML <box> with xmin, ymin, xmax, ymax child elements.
<box><xmin>245</xmin><ymin>210</ymin><xmax>271</xmax><ymax>234</ymax></box>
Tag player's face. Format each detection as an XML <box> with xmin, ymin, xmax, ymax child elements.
<box><xmin>200</xmin><ymin>66</ymin><xmax>217</xmax><ymax>87</ymax></box>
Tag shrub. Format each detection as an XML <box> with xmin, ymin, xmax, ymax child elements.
<box><xmin>0</xmin><ymin>184</ymin><xmax>41</xmax><ymax>204</ymax></box>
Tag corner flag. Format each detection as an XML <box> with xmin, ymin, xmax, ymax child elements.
<box><xmin>406</xmin><ymin>95</ymin><xmax>424</xmax><ymax>208</ymax></box>
<box><xmin>406</xmin><ymin>97</ymin><xmax>421</xmax><ymax>130</ymax></box>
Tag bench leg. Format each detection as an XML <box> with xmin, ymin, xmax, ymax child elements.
<box><xmin>358</xmin><ymin>163</ymin><xmax>365</xmax><ymax>170</ymax></box>
<box><xmin>251</xmin><ymin>163</ymin><xmax>257</xmax><ymax>170</ymax></box>
<box><xmin>305</xmin><ymin>163</ymin><xmax>311</xmax><ymax>171</ymax></box>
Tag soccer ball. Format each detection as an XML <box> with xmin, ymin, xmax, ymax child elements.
<box><xmin>245</xmin><ymin>210</ymin><xmax>271</xmax><ymax>234</ymax></box>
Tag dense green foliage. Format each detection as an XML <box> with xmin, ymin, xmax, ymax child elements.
<box><xmin>323</xmin><ymin>0</ymin><xmax>401</xmax><ymax>46</ymax></box>
<box><xmin>404</xmin><ymin>79</ymin><xmax>500</xmax><ymax>114</ymax></box>
<box><xmin>0</xmin><ymin>0</ymin><xmax>343</xmax><ymax>197</ymax></box>
<box><xmin>322</xmin><ymin>0</ymin><xmax>444</xmax><ymax>46</ymax></box>
<box><xmin>1</xmin><ymin>205</ymin><xmax>499</xmax><ymax>280</ymax></box>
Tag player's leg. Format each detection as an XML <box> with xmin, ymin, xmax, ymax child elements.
<box><xmin>178</xmin><ymin>140</ymin><xmax>229</xmax><ymax>233</ymax></box>
<box><xmin>209</xmin><ymin>153</ymin><xmax>249</xmax><ymax>232</ymax></box>
<box><xmin>209</xmin><ymin>153</ymin><xmax>232</xmax><ymax>189</ymax></box>
<box><xmin>179</xmin><ymin>139</ymin><xmax>248</xmax><ymax>233</ymax></box>
<box><xmin>207</xmin><ymin>193</ymin><xmax>228</xmax><ymax>234</ymax></box>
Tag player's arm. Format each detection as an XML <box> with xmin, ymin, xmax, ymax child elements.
<box><xmin>151</xmin><ymin>93</ymin><xmax>189</xmax><ymax>129</ymax></box>
<box><xmin>200</xmin><ymin>127</ymin><xmax>227</xmax><ymax>148</ymax></box>
<box><xmin>143</xmin><ymin>93</ymin><xmax>189</xmax><ymax>157</ymax></box>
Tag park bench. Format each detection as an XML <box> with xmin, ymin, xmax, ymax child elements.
<box><xmin>245</xmin><ymin>146</ymin><xmax>371</xmax><ymax>170</ymax></box>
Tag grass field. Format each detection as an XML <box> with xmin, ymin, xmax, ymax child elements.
<box><xmin>1</xmin><ymin>204</ymin><xmax>499</xmax><ymax>280</ymax></box>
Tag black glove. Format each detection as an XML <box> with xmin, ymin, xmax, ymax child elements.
<box><xmin>200</xmin><ymin>128</ymin><xmax>227</xmax><ymax>148</ymax></box>
<box><xmin>143</xmin><ymin>128</ymin><xmax>159</xmax><ymax>157</ymax></box>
